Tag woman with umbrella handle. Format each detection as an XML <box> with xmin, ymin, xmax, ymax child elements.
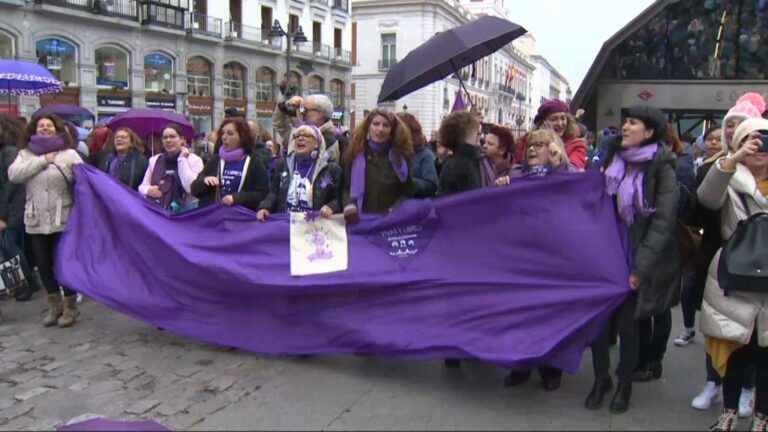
<box><xmin>8</xmin><ymin>114</ymin><xmax>83</xmax><ymax>328</ymax></box>
<box><xmin>138</xmin><ymin>123</ymin><xmax>204</xmax><ymax>212</ymax></box>
<box><xmin>341</xmin><ymin>109</ymin><xmax>414</xmax><ymax>224</ymax></box>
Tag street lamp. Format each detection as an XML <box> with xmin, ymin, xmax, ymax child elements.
<box><xmin>269</xmin><ymin>20</ymin><xmax>308</xmax><ymax>96</ymax></box>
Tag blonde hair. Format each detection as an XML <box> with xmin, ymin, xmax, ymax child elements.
<box><xmin>526</xmin><ymin>129</ymin><xmax>566</xmax><ymax>165</ymax></box>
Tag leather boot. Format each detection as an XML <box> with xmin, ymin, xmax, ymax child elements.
<box><xmin>57</xmin><ymin>295</ymin><xmax>78</xmax><ymax>328</ymax></box>
<box><xmin>504</xmin><ymin>370</ymin><xmax>531</xmax><ymax>387</ymax></box>
<box><xmin>584</xmin><ymin>377</ymin><xmax>613</xmax><ymax>410</ymax></box>
<box><xmin>43</xmin><ymin>293</ymin><xmax>63</xmax><ymax>327</ymax></box>
<box><xmin>609</xmin><ymin>381</ymin><xmax>632</xmax><ymax>414</ymax></box>
<box><xmin>539</xmin><ymin>366</ymin><xmax>562</xmax><ymax>391</ymax></box>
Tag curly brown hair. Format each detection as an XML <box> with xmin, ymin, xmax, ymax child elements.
<box><xmin>20</xmin><ymin>114</ymin><xmax>75</xmax><ymax>150</ymax></box>
<box><xmin>345</xmin><ymin>109</ymin><xmax>413</xmax><ymax>164</ymax></box>
<box><xmin>0</xmin><ymin>115</ymin><xmax>24</xmax><ymax>149</ymax></box>
<box><xmin>214</xmin><ymin>117</ymin><xmax>254</xmax><ymax>153</ymax></box>
<box><xmin>439</xmin><ymin>111</ymin><xmax>479</xmax><ymax>151</ymax></box>
<box><xmin>396</xmin><ymin>112</ymin><xmax>425</xmax><ymax>150</ymax></box>
<box><xmin>534</xmin><ymin>112</ymin><xmax>580</xmax><ymax>142</ymax></box>
<box><xmin>106</xmin><ymin>127</ymin><xmax>146</xmax><ymax>155</ymax></box>
<box><xmin>665</xmin><ymin>122</ymin><xmax>685</xmax><ymax>155</ymax></box>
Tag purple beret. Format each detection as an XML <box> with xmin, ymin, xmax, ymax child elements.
<box><xmin>533</xmin><ymin>99</ymin><xmax>570</xmax><ymax>125</ymax></box>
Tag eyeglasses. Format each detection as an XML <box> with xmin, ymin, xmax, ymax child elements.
<box><xmin>292</xmin><ymin>133</ymin><xmax>315</xmax><ymax>141</ymax></box>
<box><xmin>705</xmin><ymin>135</ymin><xmax>722</xmax><ymax>142</ymax></box>
<box><xmin>526</xmin><ymin>141</ymin><xmax>548</xmax><ymax>150</ymax></box>
<box><xmin>304</xmin><ymin>107</ymin><xmax>321</xmax><ymax>114</ymax></box>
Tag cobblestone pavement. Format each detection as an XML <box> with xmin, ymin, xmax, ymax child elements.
<box><xmin>0</xmin><ymin>295</ymin><xmax>726</xmax><ymax>430</ymax></box>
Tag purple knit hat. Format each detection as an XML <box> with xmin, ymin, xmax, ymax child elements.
<box><xmin>534</xmin><ymin>99</ymin><xmax>569</xmax><ymax>125</ymax></box>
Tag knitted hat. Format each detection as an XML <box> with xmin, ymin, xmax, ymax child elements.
<box><xmin>625</xmin><ymin>105</ymin><xmax>667</xmax><ymax>144</ymax></box>
<box><xmin>533</xmin><ymin>99</ymin><xmax>569</xmax><ymax>125</ymax></box>
<box><xmin>731</xmin><ymin>117</ymin><xmax>768</xmax><ymax>151</ymax></box>
<box><xmin>722</xmin><ymin>92</ymin><xmax>766</xmax><ymax>152</ymax></box>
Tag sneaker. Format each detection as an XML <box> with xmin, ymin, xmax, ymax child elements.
<box><xmin>710</xmin><ymin>408</ymin><xmax>738</xmax><ymax>431</ymax></box>
<box><xmin>675</xmin><ymin>328</ymin><xmax>696</xmax><ymax>346</ymax></box>
<box><xmin>692</xmin><ymin>381</ymin><xmax>722</xmax><ymax>410</ymax></box>
<box><xmin>750</xmin><ymin>412</ymin><xmax>768</xmax><ymax>432</ymax></box>
<box><xmin>740</xmin><ymin>388</ymin><xmax>754</xmax><ymax>418</ymax></box>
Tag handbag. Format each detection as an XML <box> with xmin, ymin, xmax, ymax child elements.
<box><xmin>717</xmin><ymin>194</ymin><xmax>768</xmax><ymax>293</ymax></box>
<box><xmin>0</xmin><ymin>232</ymin><xmax>27</xmax><ymax>298</ymax></box>
<box><xmin>677</xmin><ymin>220</ymin><xmax>702</xmax><ymax>271</ymax></box>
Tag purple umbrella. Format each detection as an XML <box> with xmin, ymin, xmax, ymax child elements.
<box><xmin>0</xmin><ymin>59</ymin><xmax>62</xmax><ymax>105</ymax></box>
<box><xmin>378</xmin><ymin>16</ymin><xmax>526</xmax><ymax>106</ymax></box>
<box><xmin>106</xmin><ymin>108</ymin><xmax>195</xmax><ymax>141</ymax></box>
<box><xmin>34</xmin><ymin>104</ymin><xmax>94</xmax><ymax>122</ymax></box>
<box><xmin>451</xmin><ymin>90</ymin><xmax>467</xmax><ymax>112</ymax></box>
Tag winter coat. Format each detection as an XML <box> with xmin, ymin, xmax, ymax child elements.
<box><xmin>191</xmin><ymin>154</ymin><xmax>270</xmax><ymax>212</ymax></box>
<box><xmin>251</xmin><ymin>141</ymin><xmax>274</xmax><ymax>170</ymax></box>
<box><xmin>437</xmin><ymin>143</ymin><xmax>483</xmax><ymax>197</ymax></box>
<box><xmin>8</xmin><ymin>148</ymin><xmax>83</xmax><ymax>235</ymax></box>
<box><xmin>138</xmin><ymin>152</ymin><xmax>204</xmax><ymax>207</ymax></box>
<box><xmin>564</xmin><ymin>138</ymin><xmax>588</xmax><ymax>170</ymax></box>
<box><xmin>697</xmin><ymin>159</ymin><xmax>768</xmax><ymax>347</ymax></box>
<box><xmin>675</xmin><ymin>152</ymin><xmax>696</xmax><ymax>219</ymax></box>
<box><xmin>0</xmin><ymin>146</ymin><xmax>26</xmax><ymax>230</ymax></box>
<box><xmin>257</xmin><ymin>153</ymin><xmax>344</xmax><ymax>213</ymax></box>
<box><xmin>342</xmin><ymin>145</ymin><xmax>414</xmax><ymax>214</ymax></box>
<box><xmin>410</xmin><ymin>146</ymin><xmax>438</xmax><ymax>198</ymax></box>
<box><xmin>96</xmin><ymin>150</ymin><xmax>149</xmax><ymax>191</ymax></box>
<box><xmin>602</xmin><ymin>142</ymin><xmax>681</xmax><ymax>319</ymax></box>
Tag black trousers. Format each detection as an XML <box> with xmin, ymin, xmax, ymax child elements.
<box><xmin>680</xmin><ymin>269</ymin><xmax>701</xmax><ymax>328</ymax></box>
<box><xmin>637</xmin><ymin>308</ymin><xmax>673</xmax><ymax>368</ymax></box>
<box><xmin>591</xmin><ymin>293</ymin><xmax>639</xmax><ymax>384</ymax></box>
<box><xmin>722</xmin><ymin>332</ymin><xmax>768</xmax><ymax>414</ymax></box>
<box><xmin>27</xmin><ymin>233</ymin><xmax>74</xmax><ymax>297</ymax></box>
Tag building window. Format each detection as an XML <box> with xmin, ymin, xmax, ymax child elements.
<box><xmin>187</xmin><ymin>56</ymin><xmax>212</xmax><ymax>96</ymax></box>
<box><xmin>289</xmin><ymin>71</ymin><xmax>302</xmax><ymax>96</ymax></box>
<box><xmin>381</xmin><ymin>33</ymin><xmax>396</xmax><ymax>68</ymax></box>
<box><xmin>0</xmin><ymin>32</ymin><xmax>13</xmax><ymax>59</ymax></box>
<box><xmin>289</xmin><ymin>14</ymin><xmax>299</xmax><ymax>33</ymax></box>
<box><xmin>35</xmin><ymin>38</ymin><xmax>77</xmax><ymax>85</ymax></box>
<box><xmin>144</xmin><ymin>53</ymin><xmax>173</xmax><ymax>92</ymax></box>
<box><xmin>330</xmin><ymin>79</ymin><xmax>344</xmax><ymax>109</ymax></box>
<box><xmin>95</xmin><ymin>46</ymin><xmax>130</xmax><ymax>89</ymax></box>
<box><xmin>307</xmin><ymin>75</ymin><xmax>324</xmax><ymax>95</ymax></box>
<box><xmin>223</xmin><ymin>62</ymin><xmax>246</xmax><ymax>99</ymax></box>
<box><xmin>255</xmin><ymin>67</ymin><xmax>275</xmax><ymax>101</ymax></box>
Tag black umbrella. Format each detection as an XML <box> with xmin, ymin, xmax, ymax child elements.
<box><xmin>378</xmin><ymin>16</ymin><xmax>526</xmax><ymax>106</ymax></box>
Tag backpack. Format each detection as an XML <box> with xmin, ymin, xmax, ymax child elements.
<box><xmin>717</xmin><ymin>194</ymin><xmax>768</xmax><ymax>294</ymax></box>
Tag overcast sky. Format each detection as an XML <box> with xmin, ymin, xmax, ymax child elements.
<box><xmin>506</xmin><ymin>0</ymin><xmax>656</xmax><ymax>90</ymax></box>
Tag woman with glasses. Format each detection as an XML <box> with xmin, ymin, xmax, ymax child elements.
<box><xmin>95</xmin><ymin>127</ymin><xmax>148</xmax><ymax>191</ymax></box>
<box><xmin>256</xmin><ymin>123</ymin><xmax>343</xmax><ymax>220</ymax></box>
<box><xmin>191</xmin><ymin>118</ymin><xmax>270</xmax><ymax>211</ymax></box>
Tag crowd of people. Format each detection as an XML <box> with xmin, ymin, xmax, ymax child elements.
<box><xmin>0</xmin><ymin>87</ymin><xmax>766</xmax><ymax>431</ymax></box>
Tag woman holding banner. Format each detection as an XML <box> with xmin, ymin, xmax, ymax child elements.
<box><xmin>138</xmin><ymin>123</ymin><xmax>204</xmax><ymax>212</ymax></box>
<box><xmin>342</xmin><ymin>109</ymin><xmax>414</xmax><ymax>224</ymax></box>
<box><xmin>256</xmin><ymin>123</ymin><xmax>343</xmax><ymax>220</ymax></box>
<box><xmin>584</xmin><ymin>106</ymin><xmax>680</xmax><ymax>414</ymax></box>
<box><xmin>191</xmin><ymin>118</ymin><xmax>269</xmax><ymax>212</ymax></box>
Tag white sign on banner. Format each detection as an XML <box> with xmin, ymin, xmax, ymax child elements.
<box><xmin>290</xmin><ymin>212</ymin><xmax>348</xmax><ymax>276</ymax></box>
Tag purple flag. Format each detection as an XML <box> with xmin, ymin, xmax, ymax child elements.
<box><xmin>451</xmin><ymin>90</ymin><xmax>467</xmax><ymax>112</ymax></box>
<box><xmin>56</xmin><ymin>166</ymin><xmax>629</xmax><ymax>373</ymax></box>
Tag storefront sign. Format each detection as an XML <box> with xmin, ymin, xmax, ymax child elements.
<box><xmin>40</xmin><ymin>87</ymin><xmax>81</xmax><ymax>107</ymax></box>
<box><xmin>97</xmin><ymin>78</ymin><xmax>129</xmax><ymax>89</ymax></box>
<box><xmin>224</xmin><ymin>98</ymin><xmax>247</xmax><ymax>117</ymax></box>
<box><xmin>331</xmin><ymin>110</ymin><xmax>344</xmax><ymax>121</ymax></box>
<box><xmin>256</xmin><ymin>101</ymin><xmax>276</xmax><ymax>117</ymax></box>
<box><xmin>98</xmin><ymin>95</ymin><xmax>132</xmax><ymax>108</ymax></box>
<box><xmin>187</xmin><ymin>96</ymin><xmax>213</xmax><ymax>114</ymax></box>
<box><xmin>146</xmin><ymin>99</ymin><xmax>177</xmax><ymax>109</ymax></box>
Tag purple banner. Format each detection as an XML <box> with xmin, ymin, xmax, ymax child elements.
<box><xmin>56</xmin><ymin>165</ymin><xmax>629</xmax><ymax>373</ymax></box>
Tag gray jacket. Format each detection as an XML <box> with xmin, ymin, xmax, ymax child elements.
<box><xmin>697</xmin><ymin>159</ymin><xmax>768</xmax><ymax>347</ymax></box>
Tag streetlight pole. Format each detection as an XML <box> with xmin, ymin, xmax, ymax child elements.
<box><xmin>269</xmin><ymin>20</ymin><xmax>308</xmax><ymax>97</ymax></box>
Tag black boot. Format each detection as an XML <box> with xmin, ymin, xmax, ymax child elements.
<box><xmin>444</xmin><ymin>358</ymin><xmax>461</xmax><ymax>368</ymax></box>
<box><xmin>13</xmin><ymin>282</ymin><xmax>32</xmax><ymax>302</ymax></box>
<box><xmin>609</xmin><ymin>382</ymin><xmax>632</xmax><ymax>414</ymax></box>
<box><xmin>503</xmin><ymin>370</ymin><xmax>531</xmax><ymax>387</ymax></box>
<box><xmin>649</xmin><ymin>361</ymin><xmax>662</xmax><ymax>379</ymax></box>
<box><xmin>539</xmin><ymin>366</ymin><xmax>562</xmax><ymax>391</ymax></box>
<box><xmin>584</xmin><ymin>377</ymin><xmax>613</xmax><ymax>410</ymax></box>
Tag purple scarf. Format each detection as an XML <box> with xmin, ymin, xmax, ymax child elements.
<box><xmin>108</xmin><ymin>153</ymin><xmax>128</xmax><ymax>179</ymax></box>
<box><xmin>294</xmin><ymin>153</ymin><xmax>317</xmax><ymax>180</ymax></box>
<box><xmin>349</xmin><ymin>139</ymin><xmax>409</xmax><ymax>211</ymax></box>
<box><xmin>150</xmin><ymin>152</ymin><xmax>185</xmax><ymax>210</ymax></box>
<box><xmin>605</xmin><ymin>143</ymin><xmax>659</xmax><ymax>226</ymax></box>
<box><xmin>27</xmin><ymin>134</ymin><xmax>68</xmax><ymax>156</ymax></box>
<box><xmin>219</xmin><ymin>146</ymin><xmax>246</xmax><ymax>163</ymax></box>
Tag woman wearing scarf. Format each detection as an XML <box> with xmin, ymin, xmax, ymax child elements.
<box><xmin>436</xmin><ymin>111</ymin><xmax>496</xmax><ymax>197</ymax></box>
<box><xmin>256</xmin><ymin>123</ymin><xmax>343</xmax><ymax>220</ymax></box>
<box><xmin>397</xmin><ymin>112</ymin><xmax>437</xmax><ymax>199</ymax></box>
<box><xmin>584</xmin><ymin>106</ymin><xmax>680</xmax><ymax>414</ymax></box>
<box><xmin>515</xmin><ymin>99</ymin><xmax>587</xmax><ymax>170</ymax></box>
<box><xmin>8</xmin><ymin>114</ymin><xmax>83</xmax><ymax>327</ymax></box>
<box><xmin>494</xmin><ymin>128</ymin><xmax>576</xmax><ymax>390</ymax></box>
<box><xmin>96</xmin><ymin>127</ymin><xmax>148</xmax><ymax>190</ymax></box>
<box><xmin>484</xmin><ymin>125</ymin><xmax>515</xmax><ymax>178</ymax></box>
<box><xmin>342</xmin><ymin>109</ymin><xmax>414</xmax><ymax>224</ymax></box>
<box><xmin>191</xmin><ymin>118</ymin><xmax>269</xmax><ymax>211</ymax></box>
<box><xmin>139</xmin><ymin>123</ymin><xmax>204</xmax><ymax>212</ymax></box>
<box><xmin>698</xmin><ymin>118</ymin><xmax>768</xmax><ymax>432</ymax></box>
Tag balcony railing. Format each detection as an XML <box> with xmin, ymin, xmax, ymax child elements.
<box><xmin>140</xmin><ymin>1</ymin><xmax>186</xmax><ymax>29</ymax></box>
<box><xmin>378</xmin><ymin>59</ymin><xmax>396</xmax><ymax>71</ymax></box>
<box><xmin>226</xmin><ymin>21</ymin><xmax>264</xmax><ymax>44</ymax></box>
<box><xmin>188</xmin><ymin>12</ymin><xmax>222</xmax><ymax>38</ymax></box>
<box><xmin>332</xmin><ymin>0</ymin><xmax>348</xmax><ymax>12</ymax></box>
<box><xmin>310</xmin><ymin>0</ymin><xmax>329</xmax><ymax>5</ymax></box>
<box><xmin>334</xmin><ymin>47</ymin><xmax>351</xmax><ymax>65</ymax></box>
<box><xmin>34</xmin><ymin>0</ymin><xmax>139</xmax><ymax>20</ymax></box>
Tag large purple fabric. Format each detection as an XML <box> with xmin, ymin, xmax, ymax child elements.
<box><xmin>56</xmin><ymin>165</ymin><xmax>630</xmax><ymax>373</ymax></box>
<box><xmin>58</xmin><ymin>417</ymin><xmax>168</xmax><ymax>431</ymax></box>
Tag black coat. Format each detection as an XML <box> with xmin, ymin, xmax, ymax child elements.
<box><xmin>191</xmin><ymin>154</ymin><xmax>270</xmax><ymax>211</ymax></box>
<box><xmin>258</xmin><ymin>155</ymin><xmax>344</xmax><ymax>213</ymax></box>
<box><xmin>96</xmin><ymin>150</ymin><xmax>149</xmax><ymax>191</ymax></box>
<box><xmin>602</xmin><ymin>140</ymin><xmax>681</xmax><ymax>319</ymax></box>
<box><xmin>0</xmin><ymin>146</ymin><xmax>25</xmax><ymax>230</ymax></box>
<box><xmin>436</xmin><ymin>143</ymin><xmax>482</xmax><ymax>197</ymax></box>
